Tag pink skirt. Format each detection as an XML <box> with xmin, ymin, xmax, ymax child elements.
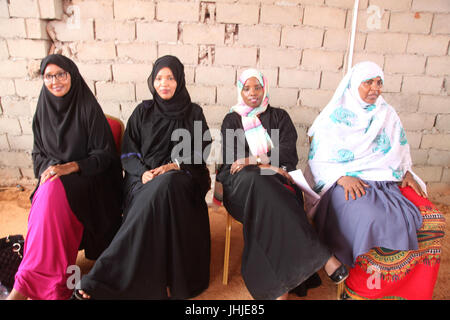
<box><xmin>14</xmin><ymin>178</ymin><xmax>84</xmax><ymax>300</ymax></box>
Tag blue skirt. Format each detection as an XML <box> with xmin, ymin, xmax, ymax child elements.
<box><xmin>313</xmin><ymin>180</ymin><xmax>423</xmax><ymax>267</ymax></box>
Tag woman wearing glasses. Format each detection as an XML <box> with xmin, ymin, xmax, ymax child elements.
<box><xmin>7</xmin><ymin>54</ymin><xmax>123</xmax><ymax>300</ymax></box>
<box><xmin>307</xmin><ymin>61</ymin><xmax>444</xmax><ymax>299</ymax></box>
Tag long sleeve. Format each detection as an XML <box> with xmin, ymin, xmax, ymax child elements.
<box><xmin>31</xmin><ymin>116</ymin><xmax>59</xmax><ymax>178</ymax></box>
<box><xmin>217</xmin><ymin>106</ymin><xmax>298</xmax><ymax>182</ymax></box>
<box><xmin>177</xmin><ymin>107</ymin><xmax>212</xmax><ymax>197</ymax></box>
<box><xmin>75</xmin><ymin>105</ymin><xmax>117</xmax><ymax>176</ymax></box>
<box><xmin>217</xmin><ymin>112</ymin><xmax>249</xmax><ymax>182</ymax></box>
<box><xmin>121</xmin><ymin>105</ymin><xmax>148</xmax><ymax>178</ymax></box>
<box><xmin>265</xmin><ymin>108</ymin><xmax>298</xmax><ymax>172</ymax></box>
<box><xmin>32</xmin><ymin>104</ymin><xmax>118</xmax><ymax>178</ymax></box>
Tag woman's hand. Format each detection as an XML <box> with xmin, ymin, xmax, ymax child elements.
<box><xmin>141</xmin><ymin>163</ymin><xmax>179</xmax><ymax>184</ymax></box>
<box><xmin>40</xmin><ymin>162</ymin><xmax>80</xmax><ymax>185</ymax></box>
<box><xmin>230</xmin><ymin>158</ymin><xmax>294</xmax><ymax>184</ymax></box>
<box><xmin>337</xmin><ymin>176</ymin><xmax>370</xmax><ymax>201</ymax></box>
<box><xmin>230</xmin><ymin>157</ymin><xmax>253</xmax><ymax>175</ymax></box>
<box><xmin>401</xmin><ymin>171</ymin><xmax>426</xmax><ymax>198</ymax></box>
<box><xmin>151</xmin><ymin>163</ymin><xmax>179</xmax><ymax>177</ymax></box>
<box><xmin>230</xmin><ymin>154</ymin><xmax>271</xmax><ymax>175</ymax></box>
<box><xmin>141</xmin><ymin>170</ymin><xmax>155</xmax><ymax>184</ymax></box>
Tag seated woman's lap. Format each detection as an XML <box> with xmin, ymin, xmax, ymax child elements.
<box><xmin>329</xmin><ymin>181</ymin><xmax>419</xmax><ymax>233</ymax></box>
<box><xmin>124</xmin><ymin>170</ymin><xmax>197</xmax><ymax>220</ymax></box>
<box><xmin>321</xmin><ymin>180</ymin><xmax>422</xmax><ymax>265</ymax></box>
<box><xmin>134</xmin><ymin>170</ymin><xmax>193</xmax><ymax>199</ymax></box>
<box><xmin>32</xmin><ymin>178</ymin><xmax>81</xmax><ymax>226</ymax></box>
<box><xmin>222</xmin><ymin>166</ymin><xmax>303</xmax><ymax>222</ymax></box>
<box><xmin>328</xmin><ymin>182</ymin><xmax>386</xmax><ymax>223</ymax></box>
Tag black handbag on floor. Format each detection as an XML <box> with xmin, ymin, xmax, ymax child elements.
<box><xmin>0</xmin><ymin>235</ymin><xmax>24</xmax><ymax>291</ymax></box>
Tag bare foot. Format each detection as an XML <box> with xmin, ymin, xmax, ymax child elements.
<box><xmin>276</xmin><ymin>292</ymin><xmax>289</xmax><ymax>300</ymax></box>
<box><xmin>324</xmin><ymin>255</ymin><xmax>343</xmax><ymax>276</ymax></box>
<box><xmin>6</xmin><ymin>288</ymin><xmax>27</xmax><ymax>300</ymax></box>
<box><xmin>77</xmin><ymin>289</ymin><xmax>91</xmax><ymax>300</ymax></box>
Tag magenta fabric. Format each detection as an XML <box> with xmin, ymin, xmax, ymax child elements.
<box><xmin>14</xmin><ymin>178</ymin><xmax>84</xmax><ymax>300</ymax></box>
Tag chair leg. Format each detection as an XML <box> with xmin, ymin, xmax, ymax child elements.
<box><xmin>336</xmin><ymin>281</ymin><xmax>345</xmax><ymax>300</ymax></box>
<box><xmin>223</xmin><ymin>212</ymin><xmax>232</xmax><ymax>285</ymax></box>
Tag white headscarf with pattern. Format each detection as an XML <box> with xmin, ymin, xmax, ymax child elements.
<box><xmin>307</xmin><ymin>61</ymin><xmax>425</xmax><ymax>196</ymax></box>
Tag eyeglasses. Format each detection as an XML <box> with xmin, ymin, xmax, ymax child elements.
<box><xmin>361</xmin><ymin>78</ymin><xmax>383</xmax><ymax>89</ymax></box>
<box><xmin>43</xmin><ymin>72</ymin><xmax>68</xmax><ymax>83</ymax></box>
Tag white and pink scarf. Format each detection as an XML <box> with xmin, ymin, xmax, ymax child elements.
<box><xmin>230</xmin><ymin>69</ymin><xmax>273</xmax><ymax>156</ymax></box>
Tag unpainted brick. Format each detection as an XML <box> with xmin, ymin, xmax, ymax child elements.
<box><xmin>114</xmin><ymin>0</ymin><xmax>155</xmax><ymax>20</ymax></box>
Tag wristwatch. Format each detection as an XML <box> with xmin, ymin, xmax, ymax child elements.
<box><xmin>256</xmin><ymin>156</ymin><xmax>262</xmax><ymax>166</ymax></box>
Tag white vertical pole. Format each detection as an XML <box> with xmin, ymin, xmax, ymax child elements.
<box><xmin>347</xmin><ymin>0</ymin><xmax>360</xmax><ymax>73</ymax></box>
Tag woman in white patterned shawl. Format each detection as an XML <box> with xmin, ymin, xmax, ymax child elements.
<box><xmin>307</xmin><ymin>61</ymin><xmax>426</xmax><ymax>268</ymax></box>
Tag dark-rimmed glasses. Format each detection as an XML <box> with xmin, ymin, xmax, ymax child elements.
<box><xmin>43</xmin><ymin>72</ymin><xmax>68</xmax><ymax>83</ymax></box>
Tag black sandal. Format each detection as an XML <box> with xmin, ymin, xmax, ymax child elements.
<box><xmin>328</xmin><ymin>264</ymin><xmax>349</xmax><ymax>284</ymax></box>
<box><xmin>70</xmin><ymin>289</ymin><xmax>92</xmax><ymax>300</ymax></box>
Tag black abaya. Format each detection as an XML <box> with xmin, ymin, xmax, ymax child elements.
<box><xmin>80</xmin><ymin>56</ymin><xmax>211</xmax><ymax>299</ymax></box>
<box><xmin>81</xmin><ymin>102</ymin><xmax>211</xmax><ymax>299</ymax></box>
<box><xmin>217</xmin><ymin>105</ymin><xmax>331</xmax><ymax>300</ymax></box>
<box><xmin>33</xmin><ymin>54</ymin><xmax>123</xmax><ymax>259</ymax></box>
<box><xmin>80</xmin><ymin>171</ymin><xmax>210</xmax><ymax>299</ymax></box>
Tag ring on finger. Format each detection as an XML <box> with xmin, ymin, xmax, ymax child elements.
<box><xmin>50</xmin><ymin>170</ymin><xmax>56</xmax><ymax>176</ymax></box>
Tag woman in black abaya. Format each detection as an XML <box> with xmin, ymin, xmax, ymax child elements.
<box><xmin>7</xmin><ymin>54</ymin><xmax>123</xmax><ymax>300</ymax></box>
<box><xmin>217</xmin><ymin>69</ymin><xmax>348</xmax><ymax>300</ymax></box>
<box><xmin>76</xmin><ymin>55</ymin><xmax>211</xmax><ymax>300</ymax></box>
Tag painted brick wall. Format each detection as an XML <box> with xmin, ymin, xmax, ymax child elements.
<box><xmin>0</xmin><ymin>0</ymin><xmax>449</xmax><ymax>202</ymax></box>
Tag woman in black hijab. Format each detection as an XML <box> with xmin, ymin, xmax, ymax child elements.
<box><xmin>75</xmin><ymin>55</ymin><xmax>212</xmax><ymax>300</ymax></box>
<box><xmin>7</xmin><ymin>54</ymin><xmax>123</xmax><ymax>300</ymax></box>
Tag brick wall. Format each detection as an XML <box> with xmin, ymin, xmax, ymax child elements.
<box><xmin>0</xmin><ymin>0</ymin><xmax>449</xmax><ymax>203</ymax></box>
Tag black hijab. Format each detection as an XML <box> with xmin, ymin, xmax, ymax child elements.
<box><xmin>32</xmin><ymin>54</ymin><xmax>117</xmax><ymax>177</ymax></box>
<box><xmin>122</xmin><ymin>55</ymin><xmax>211</xmax><ymax>201</ymax></box>
<box><xmin>32</xmin><ymin>54</ymin><xmax>123</xmax><ymax>259</ymax></box>
<box><xmin>147</xmin><ymin>55</ymin><xmax>192</xmax><ymax>120</ymax></box>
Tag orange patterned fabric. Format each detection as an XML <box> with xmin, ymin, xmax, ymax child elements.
<box><xmin>344</xmin><ymin>186</ymin><xmax>445</xmax><ymax>300</ymax></box>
